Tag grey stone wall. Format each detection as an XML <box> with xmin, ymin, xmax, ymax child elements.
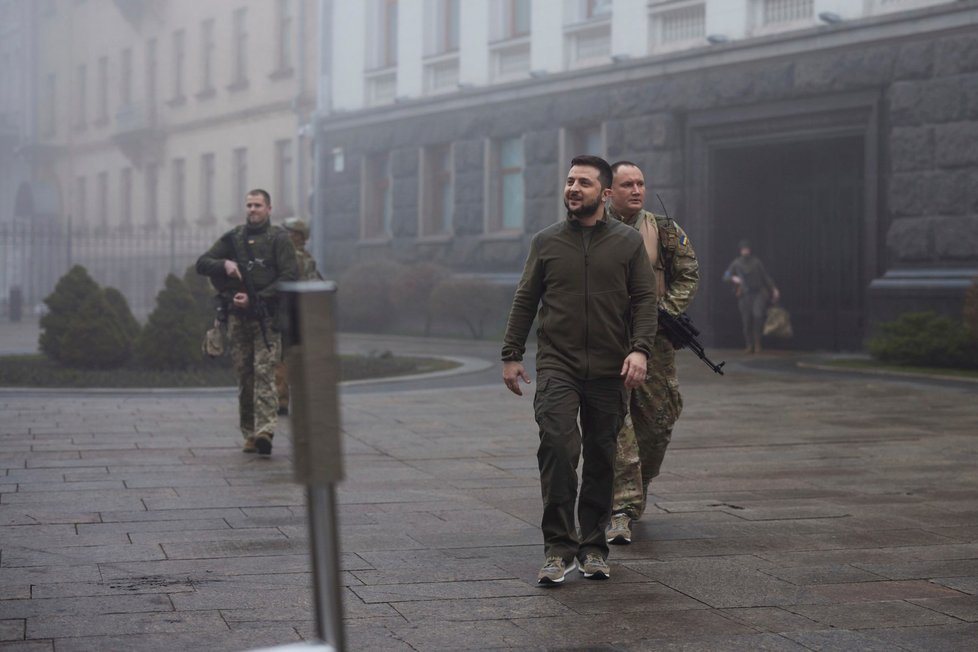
<box><xmin>318</xmin><ymin>20</ymin><xmax>978</xmax><ymax>333</ymax></box>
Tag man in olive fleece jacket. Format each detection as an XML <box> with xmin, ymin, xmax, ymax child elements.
<box><xmin>502</xmin><ymin>155</ymin><xmax>658</xmax><ymax>585</ymax></box>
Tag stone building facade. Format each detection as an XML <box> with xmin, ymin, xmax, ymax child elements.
<box><xmin>315</xmin><ymin>0</ymin><xmax>978</xmax><ymax>350</ymax></box>
<box><xmin>12</xmin><ymin>0</ymin><xmax>317</xmax><ymax>316</ymax></box>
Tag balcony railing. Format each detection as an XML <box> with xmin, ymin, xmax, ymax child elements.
<box><xmin>365</xmin><ymin>67</ymin><xmax>397</xmax><ymax>106</ymax></box>
<box><xmin>564</xmin><ymin>18</ymin><xmax>612</xmax><ymax>69</ymax></box>
<box><xmin>490</xmin><ymin>36</ymin><xmax>531</xmax><ymax>82</ymax></box>
<box><xmin>424</xmin><ymin>52</ymin><xmax>461</xmax><ymax>95</ymax></box>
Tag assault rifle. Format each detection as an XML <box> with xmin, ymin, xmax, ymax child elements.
<box><xmin>658</xmin><ymin>308</ymin><xmax>725</xmax><ymax>375</ymax></box>
<box><xmin>225</xmin><ymin>233</ymin><xmax>272</xmax><ymax>351</ymax></box>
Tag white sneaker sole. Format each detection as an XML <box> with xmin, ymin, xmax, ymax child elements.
<box><xmin>607</xmin><ymin>533</ymin><xmax>631</xmax><ymax>545</ymax></box>
<box><xmin>580</xmin><ymin>564</ymin><xmax>610</xmax><ymax>579</ymax></box>
<box><xmin>537</xmin><ymin>559</ymin><xmax>578</xmax><ymax>585</ymax></box>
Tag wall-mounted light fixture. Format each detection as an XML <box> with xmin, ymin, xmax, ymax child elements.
<box><xmin>818</xmin><ymin>11</ymin><xmax>844</xmax><ymax>24</ymax></box>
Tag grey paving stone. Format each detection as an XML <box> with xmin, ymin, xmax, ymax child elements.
<box><xmin>791</xmin><ymin>599</ymin><xmax>958</xmax><ymax>629</ymax></box>
<box><xmin>49</xmin><ymin>627</ymin><xmax>303</xmax><ymax>652</ymax></box>
<box><xmin>98</xmin><ymin>507</ymin><xmax>245</xmax><ymax>523</ymax></box>
<box><xmin>0</xmin><ymin>620</ymin><xmax>24</xmax><ymax>642</ymax></box>
<box><xmin>762</xmin><ymin>564</ymin><xmax>888</xmax><ymax>585</ymax></box>
<box><xmin>0</xmin><ymin>543</ymin><xmax>166</xmax><ymax>568</ymax></box>
<box><xmin>352</xmin><ymin>579</ymin><xmax>537</xmax><ymax>604</ymax></box>
<box><xmin>75</xmin><ymin>518</ymin><xmax>232</xmax><ymax>536</ymax></box>
<box><xmin>852</xmin><ymin>559</ymin><xmax>978</xmax><ymax>580</ymax></box>
<box><xmin>25</xmin><ymin>611</ymin><xmax>228</xmax><ymax>639</ymax></box>
<box><xmin>30</xmin><ymin>579</ymin><xmax>195</xmax><ymax>599</ymax></box>
<box><xmin>388</xmin><ymin>619</ymin><xmax>531</xmax><ymax>651</ymax></box>
<box><xmin>931</xmin><ymin>576</ymin><xmax>978</xmax><ymax>594</ymax></box>
<box><xmin>909</xmin><ymin>595</ymin><xmax>978</xmax><ymax>622</ymax></box>
<box><xmin>720</xmin><ymin>606</ymin><xmax>824</xmax><ymax>633</ymax></box>
<box><xmin>0</xmin><ymin>594</ymin><xmax>171</xmax><ymax>620</ymax></box>
<box><xmin>130</xmin><ymin>526</ymin><xmax>286</xmax><ymax>545</ymax></box>
<box><xmin>0</xmin><ymin>567</ymin><xmax>101</xmax><ymax>587</ymax></box>
<box><xmin>0</xmin><ymin>509</ymin><xmax>100</xmax><ymax>526</ymax></box>
<box><xmin>622</xmin><ymin>633</ymin><xmax>812</xmax><ymax>651</ymax></box>
<box><xmin>0</xmin><ymin>641</ymin><xmax>53</xmax><ymax>652</ymax></box>
<box><xmin>548</xmin><ymin>579</ymin><xmax>707</xmax><ymax>614</ymax></box>
<box><xmin>804</xmin><ymin>579</ymin><xmax>965</xmax><ymax>604</ymax></box>
<box><xmin>512</xmin><ymin>609</ymin><xmax>757</xmax><ymax>647</ymax></box>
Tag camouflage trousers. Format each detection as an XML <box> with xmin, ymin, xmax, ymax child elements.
<box><xmin>228</xmin><ymin>314</ymin><xmax>282</xmax><ymax>440</ymax></box>
<box><xmin>611</xmin><ymin>334</ymin><xmax>683</xmax><ymax>520</ymax></box>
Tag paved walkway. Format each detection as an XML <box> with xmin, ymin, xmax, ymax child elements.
<box><xmin>1</xmin><ymin>323</ymin><xmax>977</xmax><ymax>651</ymax></box>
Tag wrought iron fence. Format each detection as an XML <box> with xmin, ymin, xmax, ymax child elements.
<box><xmin>0</xmin><ymin>220</ymin><xmax>225</xmax><ymax>320</ymax></box>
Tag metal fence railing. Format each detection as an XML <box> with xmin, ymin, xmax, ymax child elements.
<box><xmin>1</xmin><ymin>221</ymin><xmax>224</xmax><ymax>320</ymax></box>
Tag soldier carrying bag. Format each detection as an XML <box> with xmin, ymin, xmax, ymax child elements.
<box><xmin>764</xmin><ymin>302</ymin><xmax>794</xmax><ymax>339</ymax></box>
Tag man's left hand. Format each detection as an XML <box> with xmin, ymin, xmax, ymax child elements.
<box><xmin>232</xmin><ymin>292</ymin><xmax>249</xmax><ymax>310</ymax></box>
<box><xmin>620</xmin><ymin>351</ymin><xmax>648</xmax><ymax>390</ymax></box>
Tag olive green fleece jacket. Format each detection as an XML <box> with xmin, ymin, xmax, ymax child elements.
<box><xmin>501</xmin><ymin>214</ymin><xmax>659</xmax><ymax>380</ymax></box>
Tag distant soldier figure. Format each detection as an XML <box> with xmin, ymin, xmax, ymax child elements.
<box><xmin>196</xmin><ymin>189</ymin><xmax>298</xmax><ymax>455</ymax></box>
<box><xmin>604</xmin><ymin>162</ymin><xmax>699</xmax><ymax>546</ymax></box>
<box><xmin>275</xmin><ymin>216</ymin><xmax>324</xmax><ymax>414</ymax></box>
<box><xmin>723</xmin><ymin>239</ymin><xmax>779</xmax><ymax>354</ymax></box>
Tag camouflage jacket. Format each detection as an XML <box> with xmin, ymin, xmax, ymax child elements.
<box><xmin>195</xmin><ymin>219</ymin><xmax>298</xmax><ymax>318</ymax></box>
<box><xmin>608</xmin><ymin>206</ymin><xmax>699</xmax><ymax>316</ymax></box>
<box><xmin>294</xmin><ymin>247</ymin><xmax>324</xmax><ymax>281</ymax></box>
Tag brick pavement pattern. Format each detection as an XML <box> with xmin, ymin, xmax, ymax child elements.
<box><xmin>2</xmin><ymin>346</ymin><xmax>978</xmax><ymax>651</ymax></box>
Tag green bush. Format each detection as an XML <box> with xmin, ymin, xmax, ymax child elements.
<box><xmin>868</xmin><ymin>311</ymin><xmax>978</xmax><ymax>369</ymax></box>
<box><xmin>183</xmin><ymin>264</ymin><xmax>217</xmax><ymax>332</ymax></box>
<box><xmin>103</xmin><ymin>286</ymin><xmax>141</xmax><ymax>346</ymax></box>
<box><xmin>337</xmin><ymin>259</ymin><xmax>406</xmax><ymax>331</ymax></box>
<box><xmin>59</xmin><ymin>291</ymin><xmax>134</xmax><ymax>369</ymax></box>
<box><xmin>963</xmin><ymin>276</ymin><xmax>978</xmax><ymax>341</ymax></box>
<box><xmin>429</xmin><ymin>277</ymin><xmax>508</xmax><ymax>339</ymax></box>
<box><xmin>39</xmin><ymin>265</ymin><xmax>101</xmax><ymax>362</ymax></box>
<box><xmin>137</xmin><ymin>274</ymin><xmax>202</xmax><ymax>369</ymax></box>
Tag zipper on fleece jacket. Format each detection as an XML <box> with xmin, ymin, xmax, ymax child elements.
<box><xmin>581</xmin><ymin>230</ymin><xmax>591</xmax><ymax>380</ymax></box>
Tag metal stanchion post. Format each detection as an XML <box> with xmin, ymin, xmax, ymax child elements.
<box><xmin>248</xmin><ymin>280</ymin><xmax>344</xmax><ymax>652</ymax></box>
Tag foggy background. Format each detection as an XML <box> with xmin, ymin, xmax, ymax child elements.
<box><xmin>1</xmin><ymin>0</ymin><xmax>976</xmax><ymax>349</ymax></box>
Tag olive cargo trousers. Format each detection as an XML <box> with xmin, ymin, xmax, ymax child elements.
<box><xmin>533</xmin><ymin>370</ymin><xmax>628</xmax><ymax>563</ymax></box>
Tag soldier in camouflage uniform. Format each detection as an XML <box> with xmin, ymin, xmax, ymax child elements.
<box><xmin>605</xmin><ymin>162</ymin><xmax>699</xmax><ymax>545</ymax></box>
<box><xmin>275</xmin><ymin>216</ymin><xmax>324</xmax><ymax>413</ymax></box>
<box><xmin>196</xmin><ymin>189</ymin><xmax>298</xmax><ymax>455</ymax></box>
<box><xmin>723</xmin><ymin>239</ymin><xmax>779</xmax><ymax>354</ymax></box>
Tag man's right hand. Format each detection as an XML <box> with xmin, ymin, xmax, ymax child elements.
<box><xmin>224</xmin><ymin>259</ymin><xmax>242</xmax><ymax>280</ymax></box>
<box><xmin>502</xmin><ymin>361</ymin><xmax>531</xmax><ymax>396</ymax></box>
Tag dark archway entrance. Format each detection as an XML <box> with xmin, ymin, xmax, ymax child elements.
<box><xmin>710</xmin><ymin>136</ymin><xmax>866</xmax><ymax>351</ymax></box>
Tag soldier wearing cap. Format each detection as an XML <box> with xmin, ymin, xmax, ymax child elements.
<box><xmin>276</xmin><ymin>216</ymin><xmax>324</xmax><ymax>414</ymax></box>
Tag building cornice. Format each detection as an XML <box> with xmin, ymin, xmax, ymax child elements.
<box><xmin>318</xmin><ymin>2</ymin><xmax>978</xmax><ymax>132</ymax></box>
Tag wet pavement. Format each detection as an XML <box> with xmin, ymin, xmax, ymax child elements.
<box><xmin>2</xmin><ymin>321</ymin><xmax>977</xmax><ymax>651</ymax></box>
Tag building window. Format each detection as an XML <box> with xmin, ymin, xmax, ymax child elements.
<box><xmin>120</xmin><ymin>48</ymin><xmax>132</xmax><ymax>107</ymax></box>
<box><xmin>172</xmin><ymin>158</ymin><xmax>186</xmax><ymax>225</ymax></box>
<box><xmin>490</xmin><ymin>0</ymin><xmax>531</xmax><ymax>81</ymax></box>
<box><xmin>120</xmin><ymin>167</ymin><xmax>132</xmax><ymax>228</ymax></box>
<box><xmin>233</xmin><ymin>147</ymin><xmax>248</xmax><ymax>218</ymax></box>
<box><xmin>75</xmin><ymin>176</ymin><xmax>87</xmax><ymax>226</ymax></box>
<box><xmin>145</xmin><ymin>39</ymin><xmax>157</xmax><ymax>121</ymax></box>
<box><xmin>73</xmin><ymin>64</ymin><xmax>87</xmax><ymax>130</ymax></box>
<box><xmin>274</xmin><ymin>0</ymin><xmax>293</xmax><ymax>75</ymax></box>
<box><xmin>231</xmin><ymin>7</ymin><xmax>248</xmax><ymax>88</ymax></box>
<box><xmin>171</xmin><ymin>29</ymin><xmax>186</xmax><ymax>103</ymax></box>
<box><xmin>200</xmin><ymin>153</ymin><xmax>216</xmax><ymax>224</ymax></box>
<box><xmin>145</xmin><ymin>163</ymin><xmax>159</xmax><ymax>228</ymax></box>
<box><xmin>751</xmin><ymin>0</ymin><xmax>814</xmax><ymax>33</ymax></box>
<box><xmin>96</xmin><ymin>56</ymin><xmax>109</xmax><ymax>124</ymax></box>
<box><xmin>761</xmin><ymin>0</ymin><xmax>813</xmax><ymax>24</ymax></box>
<box><xmin>382</xmin><ymin>0</ymin><xmax>399</xmax><ymax>67</ymax></box>
<box><xmin>504</xmin><ymin>0</ymin><xmax>531</xmax><ymax>38</ymax></box>
<box><xmin>199</xmin><ymin>19</ymin><xmax>216</xmax><ymax>96</ymax></box>
<box><xmin>421</xmin><ymin>144</ymin><xmax>453</xmax><ymax>237</ymax></box>
<box><xmin>649</xmin><ymin>2</ymin><xmax>705</xmax><ymax>54</ymax></box>
<box><xmin>564</xmin><ymin>124</ymin><xmax>605</xmax><ymax>160</ymax></box>
<box><xmin>42</xmin><ymin>73</ymin><xmax>56</xmax><ymax>136</ymax></box>
<box><xmin>362</xmin><ymin>152</ymin><xmax>393</xmax><ymax>239</ymax></box>
<box><xmin>97</xmin><ymin>171</ymin><xmax>109</xmax><ymax>230</ymax></box>
<box><xmin>487</xmin><ymin>137</ymin><xmax>524</xmax><ymax>233</ymax></box>
<box><xmin>565</xmin><ymin>0</ymin><xmax>612</xmax><ymax>68</ymax></box>
<box><xmin>423</xmin><ymin>0</ymin><xmax>461</xmax><ymax>93</ymax></box>
<box><xmin>276</xmin><ymin>139</ymin><xmax>294</xmax><ymax>214</ymax></box>
<box><xmin>587</xmin><ymin>0</ymin><xmax>613</xmax><ymax>18</ymax></box>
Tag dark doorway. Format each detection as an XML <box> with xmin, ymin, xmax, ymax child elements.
<box><xmin>710</xmin><ymin>136</ymin><xmax>865</xmax><ymax>351</ymax></box>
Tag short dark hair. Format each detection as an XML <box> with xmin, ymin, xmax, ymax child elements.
<box><xmin>610</xmin><ymin>160</ymin><xmax>641</xmax><ymax>177</ymax></box>
<box><xmin>570</xmin><ymin>155</ymin><xmax>612</xmax><ymax>190</ymax></box>
<box><xmin>247</xmin><ymin>188</ymin><xmax>271</xmax><ymax>206</ymax></box>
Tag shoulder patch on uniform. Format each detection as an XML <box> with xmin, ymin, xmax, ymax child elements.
<box><xmin>678</xmin><ymin>234</ymin><xmax>688</xmax><ymax>248</ymax></box>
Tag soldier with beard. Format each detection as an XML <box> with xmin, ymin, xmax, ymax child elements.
<box><xmin>501</xmin><ymin>155</ymin><xmax>658</xmax><ymax>585</ymax></box>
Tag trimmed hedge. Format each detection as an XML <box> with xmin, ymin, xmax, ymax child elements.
<box><xmin>868</xmin><ymin>311</ymin><xmax>978</xmax><ymax>369</ymax></box>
